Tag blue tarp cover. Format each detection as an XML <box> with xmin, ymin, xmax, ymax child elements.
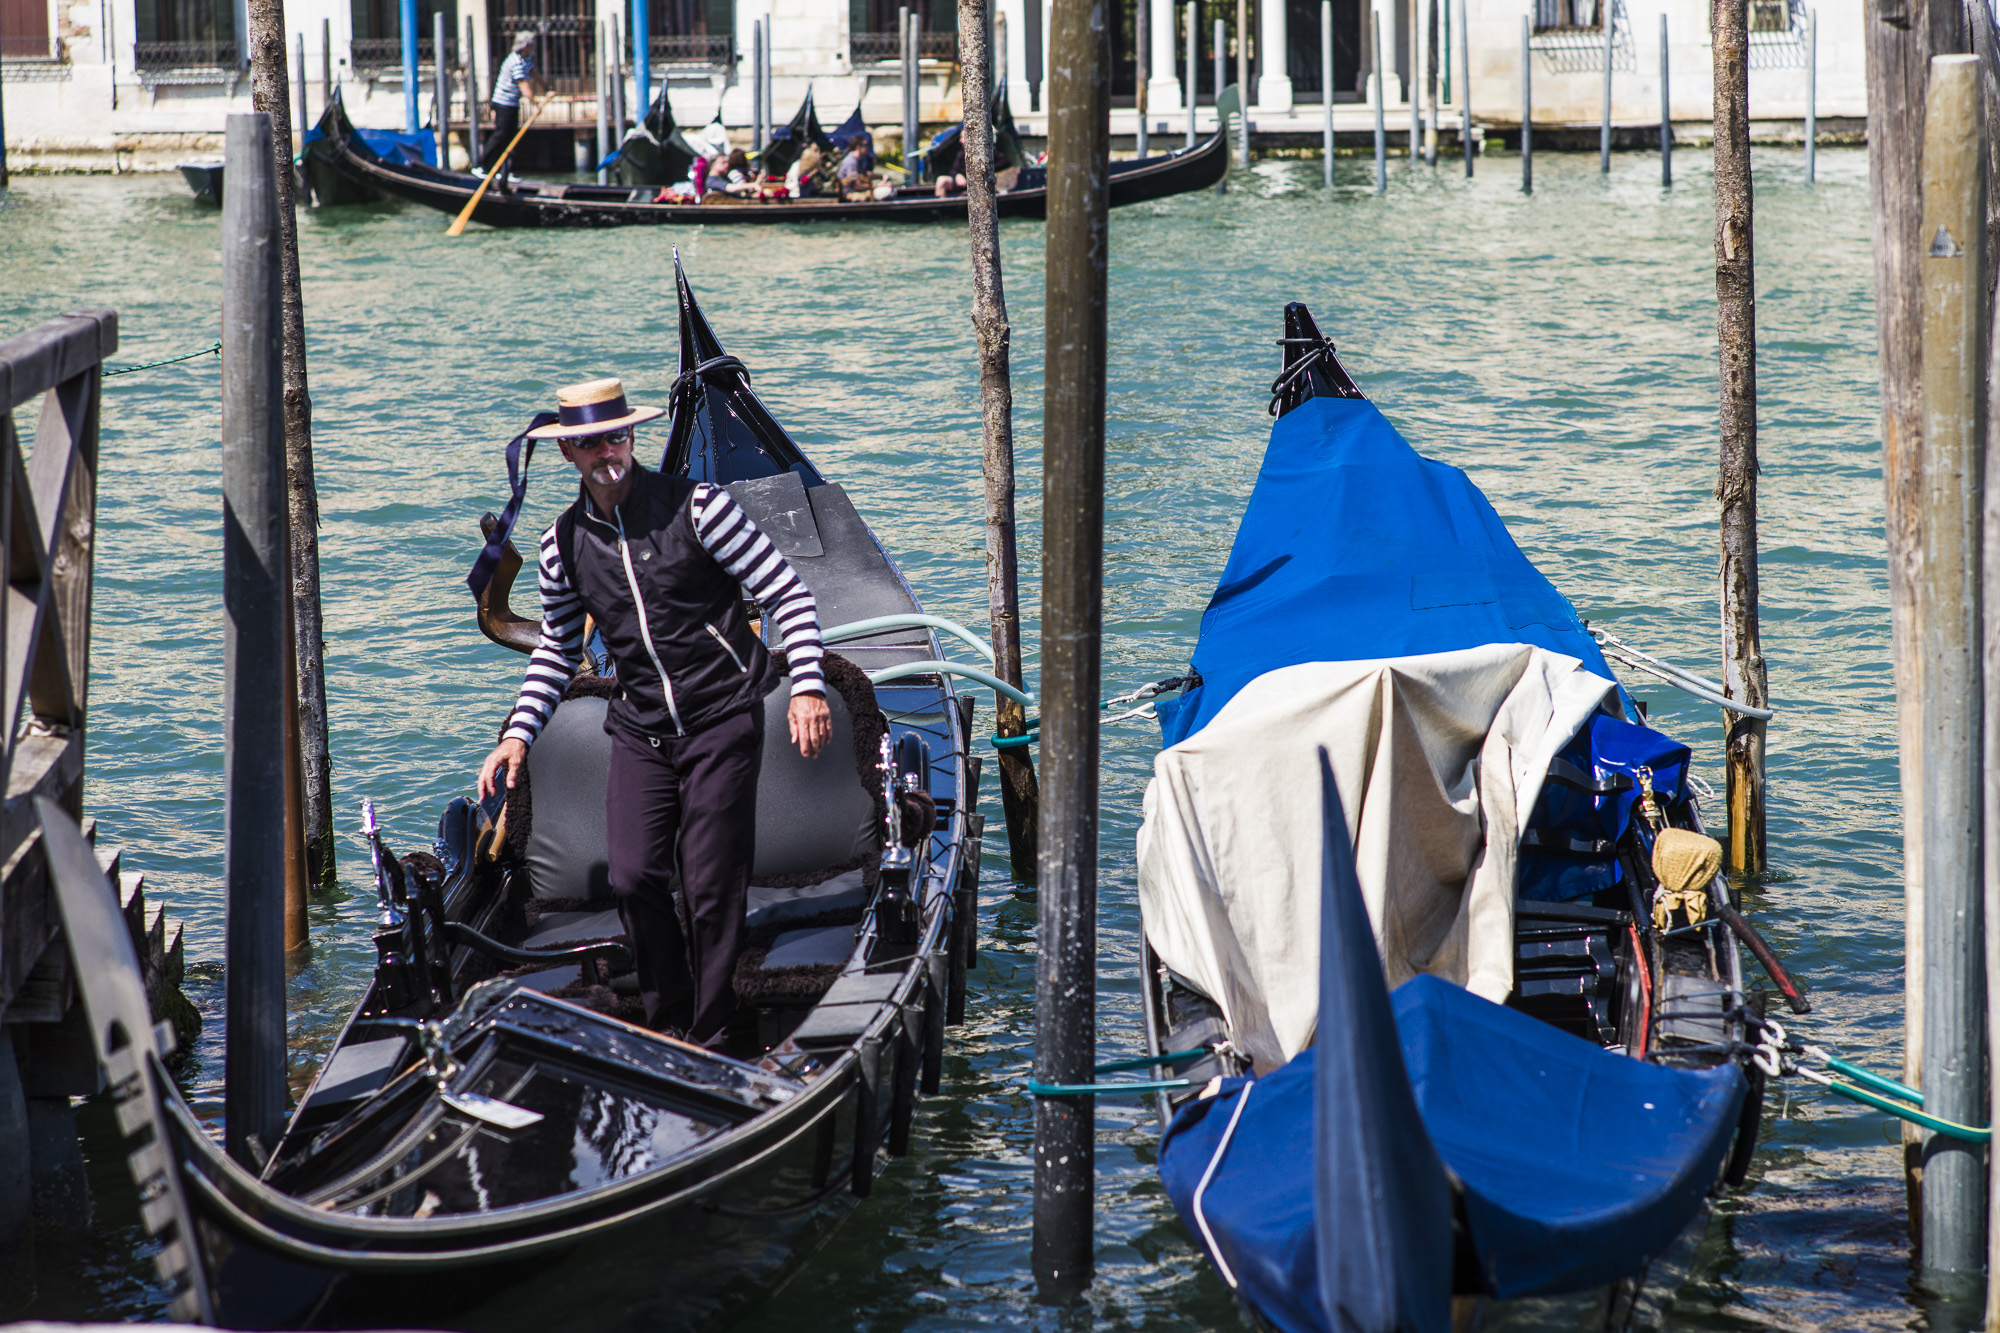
<box><xmin>1155</xmin><ymin>394</ymin><xmax>1618</xmax><ymax>747</ymax></box>
<box><xmin>1520</xmin><ymin>711</ymin><xmax>1694</xmax><ymax>902</ymax></box>
<box><xmin>1159</xmin><ymin>975</ymin><xmax>1745</xmax><ymax>1328</ymax></box>
<box><xmin>302</xmin><ymin>121</ymin><xmax>438</xmax><ymax>168</ymax></box>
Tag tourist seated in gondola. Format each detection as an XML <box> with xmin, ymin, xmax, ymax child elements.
<box><xmin>932</xmin><ymin>141</ymin><xmax>967</xmax><ymax>198</ymax></box>
<box><xmin>838</xmin><ymin>133</ymin><xmax>892</xmax><ymax>201</ymax></box>
<box><xmin>711</xmin><ymin>149</ymin><xmax>758</xmax><ymax>197</ymax></box>
<box><xmin>784</xmin><ymin>144</ymin><xmax>824</xmax><ymax>199</ymax></box>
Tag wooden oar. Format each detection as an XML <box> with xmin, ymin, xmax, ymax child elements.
<box><xmin>447</xmin><ymin>94</ymin><xmax>552</xmax><ymax>236</ymax></box>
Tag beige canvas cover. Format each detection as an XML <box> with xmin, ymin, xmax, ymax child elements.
<box><xmin>1136</xmin><ymin>643</ymin><xmax>1618</xmax><ymax>1073</ymax></box>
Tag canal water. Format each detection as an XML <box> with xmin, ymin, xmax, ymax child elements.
<box><xmin>0</xmin><ymin>140</ymin><xmax>1925</xmax><ymax>1329</ymax></box>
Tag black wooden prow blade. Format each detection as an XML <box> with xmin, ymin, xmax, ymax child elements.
<box><xmin>1273</xmin><ymin>302</ymin><xmax>1367</xmax><ymax>417</ymax></box>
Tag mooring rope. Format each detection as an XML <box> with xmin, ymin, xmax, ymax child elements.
<box><xmin>104</xmin><ymin>340</ymin><xmax>221</xmax><ymax>377</ymax></box>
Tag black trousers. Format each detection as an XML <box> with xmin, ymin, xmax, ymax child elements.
<box><xmin>606</xmin><ymin>707</ymin><xmax>763</xmax><ymax>1044</ymax></box>
<box><xmin>479</xmin><ymin>102</ymin><xmax>520</xmax><ymax>171</ymax></box>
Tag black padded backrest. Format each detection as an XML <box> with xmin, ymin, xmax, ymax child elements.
<box><xmin>754</xmin><ymin>674</ymin><xmax>880</xmax><ymax>878</ymax></box>
<box><xmin>523</xmin><ymin>696</ymin><xmax>613</xmax><ymax>901</ymax></box>
<box><xmin>518</xmin><ymin>660</ymin><xmax>882</xmax><ymax>898</ymax></box>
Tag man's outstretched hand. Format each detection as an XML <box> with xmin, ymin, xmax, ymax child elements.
<box><xmin>790</xmin><ymin>693</ymin><xmax>832</xmax><ymax>760</ymax></box>
<box><xmin>479</xmin><ymin>737</ymin><xmax>529</xmax><ymax>801</ymax></box>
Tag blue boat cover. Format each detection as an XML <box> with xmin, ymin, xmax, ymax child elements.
<box><xmin>1154</xmin><ymin>394</ymin><xmax>1619</xmax><ymax>747</ymax></box>
<box><xmin>303</xmin><ymin>121</ymin><xmax>438</xmax><ymax>168</ymax></box>
<box><xmin>1159</xmin><ymin>977</ymin><xmax>1745</xmax><ymax>1327</ymax></box>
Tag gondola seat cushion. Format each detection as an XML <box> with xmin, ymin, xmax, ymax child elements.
<box><xmin>513</xmin><ymin>655</ymin><xmax>884</xmax><ymax>900</ymax></box>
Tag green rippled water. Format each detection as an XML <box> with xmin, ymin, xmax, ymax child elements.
<box><xmin>0</xmin><ymin>141</ymin><xmax>1928</xmax><ymax>1329</ymax></box>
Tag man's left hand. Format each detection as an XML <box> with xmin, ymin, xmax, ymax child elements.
<box><xmin>789</xmin><ymin>693</ymin><xmax>831</xmax><ymax>760</ymax></box>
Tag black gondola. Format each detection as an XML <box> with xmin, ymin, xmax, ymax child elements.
<box><xmin>51</xmin><ymin>258</ymin><xmax>987</xmax><ymax>1332</ymax></box>
<box><xmin>308</xmin><ymin>87</ymin><xmax>1235</xmax><ymax>228</ymax></box>
<box><xmin>607</xmin><ymin>80</ymin><xmax>702</xmax><ymax>187</ymax></box>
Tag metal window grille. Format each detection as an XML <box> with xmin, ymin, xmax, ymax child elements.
<box><xmin>1529</xmin><ymin>0</ymin><xmax>1632</xmax><ymax>72</ymax></box>
<box><xmin>849</xmin><ymin>27</ymin><xmax>955</xmax><ymax>65</ymax></box>
<box><xmin>134</xmin><ymin>38</ymin><xmax>237</xmax><ymax>69</ymax></box>
<box><xmin>1747</xmin><ymin>0</ymin><xmax>1807</xmax><ymax>69</ymax></box>
<box><xmin>649</xmin><ymin>32</ymin><xmax>733</xmax><ymax>67</ymax></box>
<box><xmin>350</xmin><ymin>34</ymin><xmax>454</xmax><ymax>75</ymax></box>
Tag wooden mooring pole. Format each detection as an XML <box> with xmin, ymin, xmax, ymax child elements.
<box><xmin>1862</xmin><ymin>0</ymin><xmax>1957</xmax><ymax>1215</ymax></box>
<box><xmin>1372</xmin><ymin>9</ymin><xmax>1386</xmax><ymax>193</ymax></box>
<box><xmin>1712</xmin><ymin>0</ymin><xmax>1766</xmax><ymax>877</ymax></box>
<box><xmin>434</xmin><ymin>12</ymin><xmax>452</xmax><ymax>170</ymax></box>
<box><xmin>1322</xmin><ymin>0</ymin><xmax>1334</xmax><ymax>187</ymax></box>
<box><xmin>1521</xmin><ymin>15</ymin><xmax>1531</xmax><ymax>193</ymax></box>
<box><xmin>1660</xmin><ymin>13</ymin><xmax>1671</xmax><ymax>187</ymax></box>
<box><xmin>960</xmin><ymin>0</ymin><xmax>1039</xmax><ymax>886</ymax></box>
<box><xmin>1136</xmin><ymin>0</ymin><xmax>1149</xmax><ymax>158</ymax></box>
<box><xmin>1032</xmin><ymin>0</ymin><xmax>1108</xmax><ymax>1295</ymax></box>
<box><xmin>221</xmin><ymin>114</ymin><xmax>293</xmax><ymax>1167</ymax></box>
<box><xmin>247</xmin><ymin>0</ymin><xmax>335</xmax><ymax>905</ymax></box>
<box><xmin>1916</xmin><ymin>53</ymin><xmax>1986</xmax><ymax>1278</ymax></box>
<box><xmin>1235</xmin><ymin>0</ymin><xmax>1249</xmax><ymax>167</ymax></box>
<box><xmin>1599</xmin><ymin>0</ymin><xmax>1613</xmax><ymax>173</ymax></box>
<box><xmin>1185</xmin><ymin>1</ymin><xmax>1196</xmax><ymax>147</ymax></box>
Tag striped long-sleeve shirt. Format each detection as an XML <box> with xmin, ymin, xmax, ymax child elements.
<box><xmin>502</xmin><ymin>483</ymin><xmax>825</xmax><ymax>746</ymax></box>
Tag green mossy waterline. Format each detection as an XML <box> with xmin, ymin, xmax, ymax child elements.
<box><xmin>0</xmin><ymin>145</ymin><xmax>1930</xmax><ymax>1329</ymax></box>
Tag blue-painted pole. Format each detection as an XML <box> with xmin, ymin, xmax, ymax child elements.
<box><xmin>401</xmin><ymin>0</ymin><xmax>420</xmax><ymax>133</ymax></box>
<box><xmin>633</xmin><ymin>0</ymin><xmax>651</xmax><ymax>129</ymax></box>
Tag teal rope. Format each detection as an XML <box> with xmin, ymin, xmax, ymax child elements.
<box><xmin>990</xmin><ymin>732</ymin><xmax>1038</xmax><ymax>749</ymax></box>
<box><xmin>105</xmin><ymin>341</ymin><xmax>221</xmax><ymax>377</ymax></box>
<box><xmin>1824</xmin><ymin>1056</ymin><xmax>1923</xmax><ymax>1105</ymax></box>
<box><xmin>1028</xmin><ymin>1077</ymin><xmax>1197</xmax><ymax>1097</ymax></box>
<box><xmin>1094</xmin><ymin>1046</ymin><xmax>1212</xmax><ymax>1073</ymax></box>
<box><xmin>1814</xmin><ymin>1076</ymin><xmax>1990</xmax><ymax>1144</ymax></box>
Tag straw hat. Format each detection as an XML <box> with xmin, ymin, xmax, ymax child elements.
<box><xmin>528</xmin><ymin>377</ymin><xmax>666</xmax><ymax>440</ymax></box>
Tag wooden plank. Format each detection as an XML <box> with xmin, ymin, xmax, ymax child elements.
<box><xmin>0</xmin><ymin>309</ymin><xmax>117</xmax><ymax>413</ymax></box>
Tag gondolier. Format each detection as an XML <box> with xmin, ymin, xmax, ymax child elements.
<box><xmin>477</xmin><ymin>376</ymin><xmax>832</xmax><ymax>1046</ymax></box>
<box><xmin>478</xmin><ymin>32</ymin><xmax>545</xmax><ymax>176</ymax></box>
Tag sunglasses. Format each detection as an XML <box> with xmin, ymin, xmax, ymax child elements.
<box><xmin>570</xmin><ymin>427</ymin><xmax>633</xmax><ymax>453</ymax></box>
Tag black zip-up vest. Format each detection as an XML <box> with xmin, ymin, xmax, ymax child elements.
<box><xmin>556</xmin><ymin>467</ymin><xmax>780</xmax><ymax>740</ymax></box>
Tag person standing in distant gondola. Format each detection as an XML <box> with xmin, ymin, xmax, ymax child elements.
<box><xmin>476</xmin><ymin>379</ymin><xmax>832</xmax><ymax>1050</ymax></box>
<box><xmin>478</xmin><ymin>32</ymin><xmax>545</xmax><ymax>178</ymax></box>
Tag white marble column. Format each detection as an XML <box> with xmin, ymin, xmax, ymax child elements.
<box><xmin>1257</xmin><ymin>0</ymin><xmax>1292</xmax><ymax>110</ymax></box>
<box><xmin>1147</xmin><ymin>0</ymin><xmax>1183</xmax><ymax>111</ymax></box>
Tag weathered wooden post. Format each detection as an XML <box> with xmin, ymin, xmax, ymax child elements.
<box><xmin>1916</xmin><ymin>52</ymin><xmax>1986</xmax><ymax>1278</ymax></box>
<box><xmin>1457</xmin><ymin>0</ymin><xmax>1470</xmax><ymax>174</ymax></box>
<box><xmin>0</xmin><ymin>53</ymin><xmax>8</xmax><ymax>189</ymax></box>
<box><xmin>1660</xmin><ymin>13</ymin><xmax>1671</xmax><ymax>187</ymax></box>
<box><xmin>1713</xmin><ymin>0</ymin><xmax>1766</xmax><ymax>876</ymax></box>
<box><xmin>247</xmin><ymin>0</ymin><xmax>335</xmax><ymax>905</ymax></box>
<box><xmin>221</xmin><ymin>114</ymin><xmax>292</xmax><ymax>1168</ymax></box>
<box><xmin>1136</xmin><ymin>0</ymin><xmax>1150</xmax><ymax>157</ymax></box>
<box><xmin>1372</xmin><ymin>9</ymin><xmax>1387</xmax><ymax>192</ymax></box>
<box><xmin>1422</xmin><ymin>0</ymin><xmax>1436</xmax><ymax>162</ymax></box>
<box><xmin>960</xmin><ymin>0</ymin><xmax>1040</xmax><ymax>885</ymax></box>
<box><xmin>1235</xmin><ymin>0</ymin><xmax>1249</xmax><ymax>166</ymax></box>
<box><xmin>1599</xmin><ymin>0</ymin><xmax>1613</xmax><ymax>172</ymax></box>
<box><xmin>1803</xmin><ymin>9</ymin><xmax>1815</xmax><ymax>184</ymax></box>
<box><xmin>322</xmin><ymin>18</ymin><xmax>332</xmax><ymax>107</ymax></box>
<box><xmin>1033</xmin><ymin>0</ymin><xmax>1108</xmax><ymax>1294</ymax></box>
<box><xmin>611</xmin><ymin>15</ymin><xmax>626</xmax><ymax>134</ymax></box>
<box><xmin>1521</xmin><ymin>14</ymin><xmax>1531</xmax><ymax>193</ymax></box>
<box><xmin>465</xmin><ymin>18</ymin><xmax>482</xmax><ymax>166</ymax></box>
<box><xmin>1185</xmin><ymin>1</ymin><xmax>1196</xmax><ymax>146</ymax></box>
<box><xmin>1866</xmin><ymin>0</ymin><xmax>1957</xmax><ymax>1227</ymax></box>
<box><xmin>434</xmin><ymin>12</ymin><xmax>452</xmax><ymax>169</ymax></box>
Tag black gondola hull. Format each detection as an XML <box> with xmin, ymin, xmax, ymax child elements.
<box><xmin>314</xmin><ymin>93</ymin><xmax>1229</xmax><ymax>228</ymax></box>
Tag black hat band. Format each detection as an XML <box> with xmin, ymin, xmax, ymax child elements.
<box><xmin>559</xmin><ymin>395</ymin><xmax>630</xmax><ymax>427</ymax></box>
